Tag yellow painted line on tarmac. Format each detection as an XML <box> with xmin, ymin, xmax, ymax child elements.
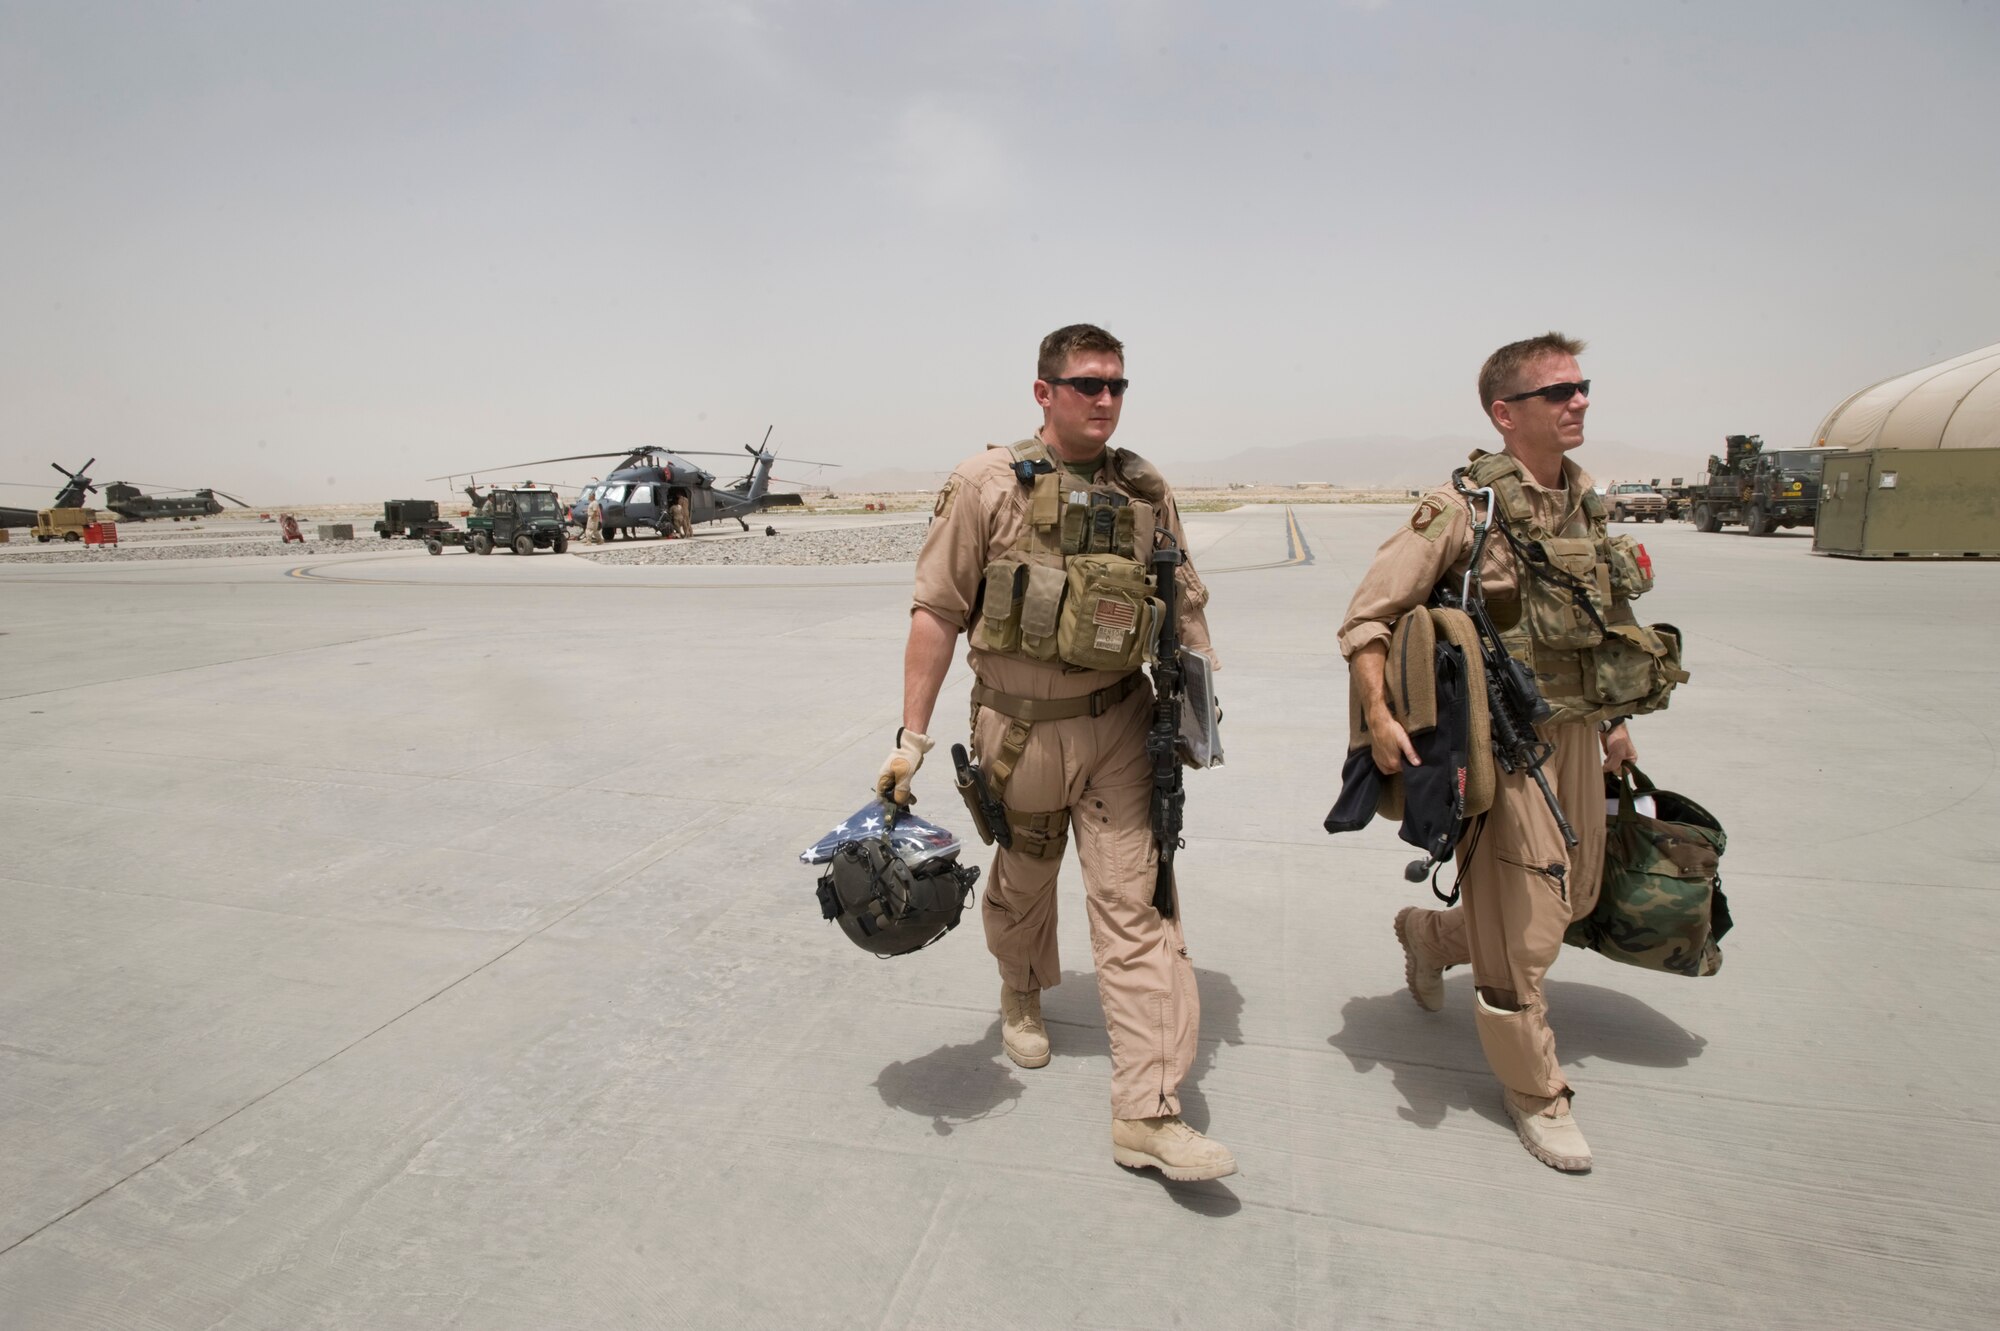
<box><xmin>1207</xmin><ymin>506</ymin><xmax>1314</xmax><ymax>574</ymax></box>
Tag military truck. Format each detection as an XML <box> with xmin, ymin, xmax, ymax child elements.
<box><xmin>1647</xmin><ymin>478</ymin><xmax>1693</xmax><ymax>521</ymax></box>
<box><xmin>428</xmin><ymin>484</ymin><xmax>570</xmax><ymax>555</ymax></box>
<box><xmin>32</xmin><ymin>507</ymin><xmax>97</xmax><ymax>542</ymax></box>
<box><xmin>1689</xmin><ymin>435</ymin><xmax>1833</xmax><ymax>536</ymax></box>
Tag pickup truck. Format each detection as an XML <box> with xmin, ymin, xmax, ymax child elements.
<box><xmin>1603</xmin><ymin>483</ymin><xmax>1668</xmax><ymax>522</ymax></box>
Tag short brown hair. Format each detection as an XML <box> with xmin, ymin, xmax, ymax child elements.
<box><xmin>1038</xmin><ymin>323</ymin><xmax>1124</xmax><ymax>382</ymax></box>
<box><xmin>1477</xmin><ymin>332</ymin><xmax>1587</xmax><ymax>418</ymax></box>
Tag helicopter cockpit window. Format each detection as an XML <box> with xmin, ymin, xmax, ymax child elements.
<box><xmin>628</xmin><ymin>485</ymin><xmax>653</xmax><ymax>506</ymax></box>
<box><xmin>601</xmin><ymin>485</ymin><xmax>627</xmax><ymax>505</ymax></box>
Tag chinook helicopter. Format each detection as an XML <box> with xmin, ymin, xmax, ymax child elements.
<box><xmin>442</xmin><ymin>429</ymin><xmax>836</xmax><ymax>540</ymax></box>
<box><xmin>102</xmin><ymin>481</ymin><xmax>252</xmax><ymax>521</ymax></box>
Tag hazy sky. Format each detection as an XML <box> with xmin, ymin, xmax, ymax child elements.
<box><xmin>3</xmin><ymin>1</ymin><xmax>1995</xmax><ymax>501</ymax></box>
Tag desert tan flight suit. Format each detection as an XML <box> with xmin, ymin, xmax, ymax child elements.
<box><xmin>1339</xmin><ymin>457</ymin><xmax>1611</xmax><ymax>1100</ymax></box>
<box><xmin>912</xmin><ymin>438</ymin><xmax>1216</xmax><ymax>1119</ymax></box>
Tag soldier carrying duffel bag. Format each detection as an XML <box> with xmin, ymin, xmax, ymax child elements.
<box><xmin>1566</xmin><ymin>766</ymin><xmax>1732</xmax><ymax>977</ymax></box>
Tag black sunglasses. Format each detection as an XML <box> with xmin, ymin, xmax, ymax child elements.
<box><xmin>1045</xmin><ymin>375</ymin><xmax>1130</xmax><ymax>399</ymax></box>
<box><xmin>1500</xmin><ymin>379</ymin><xmax>1590</xmax><ymax>405</ymax></box>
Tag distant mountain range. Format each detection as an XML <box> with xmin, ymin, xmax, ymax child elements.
<box><xmin>833</xmin><ymin>435</ymin><xmax>1707</xmax><ymax>493</ymax></box>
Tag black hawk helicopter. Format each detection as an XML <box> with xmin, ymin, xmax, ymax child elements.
<box><xmin>0</xmin><ymin>457</ymin><xmax>101</xmax><ymax>528</ymax></box>
<box><xmin>439</xmin><ymin>428</ymin><xmax>836</xmax><ymax>540</ymax></box>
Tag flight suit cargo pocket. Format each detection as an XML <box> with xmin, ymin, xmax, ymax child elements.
<box><xmin>1019</xmin><ymin>562</ymin><xmax>1067</xmax><ymax>661</ymax></box>
<box><xmin>1586</xmin><ymin>623</ymin><xmax>1687</xmax><ymax>716</ymax></box>
<box><xmin>1524</xmin><ymin>537</ymin><xmax>1610</xmax><ymax>649</ymax></box>
<box><xmin>1606</xmin><ymin>535</ymin><xmax>1654</xmax><ymax>599</ymax></box>
<box><xmin>973</xmin><ymin>556</ymin><xmax>1029</xmax><ymax>655</ymax></box>
<box><xmin>1056</xmin><ymin>553</ymin><xmax>1156</xmax><ymax>671</ymax></box>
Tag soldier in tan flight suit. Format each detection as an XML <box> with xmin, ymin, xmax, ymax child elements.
<box><xmin>1340</xmin><ymin>332</ymin><xmax>1640</xmax><ymax>1173</ymax></box>
<box><xmin>877</xmin><ymin>323</ymin><xmax>1235</xmax><ymax>1182</ymax></box>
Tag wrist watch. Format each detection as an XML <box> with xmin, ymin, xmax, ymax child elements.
<box><xmin>1599</xmin><ymin>716</ymin><xmax>1628</xmax><ymax>735</ymax></box>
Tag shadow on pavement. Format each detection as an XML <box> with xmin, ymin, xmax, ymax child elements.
<box><xmin>1326</xmin><ymin>974</ymin><xmax>1708</xmax><ymax>1129</ymax></box>
<box><xmin>873</xmin><ymin>964</ymin><xmax>1245</xmax><ymax>1167</ymax></box>
<box><xmin>873</xmin><ymin>1019</ymin><xmax>1023</xmax><ymax>1136</ymax></box>
<box><xmin>1133</xmin><ymin>1173</ymin><xmax>1242</xmax><ymax>1216</ymax></box>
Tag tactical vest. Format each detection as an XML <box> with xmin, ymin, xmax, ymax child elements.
<box><xmin>1462</xmin><ymin>450</ymin><xmax>1687</xmax><ymax>726</ymax></box>
<box><xmin>969</xmin><ymin>438</ymin><xmax>1164</xmax><ymax>674</ymax></box>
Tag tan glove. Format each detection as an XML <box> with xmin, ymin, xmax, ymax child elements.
<box><xmin>876</xmin><ymin>727</ymin><xmax>935</xmax><ymax>806</ymax></box>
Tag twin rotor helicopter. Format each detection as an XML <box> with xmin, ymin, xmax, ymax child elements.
<box><xmin>432</xmin><ymin>429</ymin><xmax>837</xmax><ymax>540</ymax></box>
<box><xmin>0</xmin><ymin>458</ymin><xmax>250</xmax><ymax>528</ymax></box>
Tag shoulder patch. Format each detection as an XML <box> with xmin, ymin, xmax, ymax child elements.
<box><xmin>932</xmin><ymin>476</ymin><xmax>961</xmax><ymax>521</ymax></box>
<box><xmin>1409</xmin><ymin>495</ymin><xmax>1454</xmax><ymax>541</ymax></box>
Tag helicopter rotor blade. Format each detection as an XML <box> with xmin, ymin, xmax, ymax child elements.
<box><xmin>423</xmin><ymin>451</ymin><xmax>642</xmax><ymax>481</ymax></box>
<box><xmin>213</xmin><ymin>490</ymin><xmax>252</xmax><ymax>507</ymax></box>
<box><xmin>673</xmin><ymin>449</ymin><xmax>840</xmax><ymax>468</ymax></box>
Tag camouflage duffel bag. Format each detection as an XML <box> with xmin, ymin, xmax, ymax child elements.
<box><xmin>1565</xmin><ymin>766</ymin><xmax>1732</xmax><ymax>977</ymax></box>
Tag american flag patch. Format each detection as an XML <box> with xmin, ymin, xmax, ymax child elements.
<box><xmin>1093</xmin><ymin>598</ymin><xmax>1136</xmax><ymax>629</ymax></box>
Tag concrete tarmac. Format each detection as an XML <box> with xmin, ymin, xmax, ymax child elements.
<box><xmin>1</xmin><ymin>505</ymin><xmax>1995</xmax><ymax>1328</ymax></box>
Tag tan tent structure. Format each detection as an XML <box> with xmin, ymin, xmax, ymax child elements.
<box><xmin>1813</xmin><ymin>342</ymin><xmax>2000</xmax><ymax>451</ymax></box>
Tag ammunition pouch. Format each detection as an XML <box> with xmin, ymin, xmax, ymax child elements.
<box><xmin>973</xmin><ymin>556</ymin><xmax>1029</xmax><ymax>656</ymax></box>
<box><xmin>975</xmin><ymin>549</ymin><xmax>1159</xmax><ymax>671</ymax></box>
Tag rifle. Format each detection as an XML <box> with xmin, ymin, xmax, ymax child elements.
<box><xmin>1147</xmin><ymin>536</ymin><xmax>1186</xmax><ymax>916</ymax></box>
<box><xmin>1434</xmin><ymin>480</ymin><xmax>1578</xmax><ymax>850</ymax></box>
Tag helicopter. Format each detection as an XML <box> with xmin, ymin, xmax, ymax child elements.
<box><xmin>0</xmin><ymin>457</ymin><xmax>101</xmax><ymax>528</ymax></box>
<box><xmin>102</xmin><ymin>481</ymin><xmax>252</xmax><ymax>521</ymax></box>
<box><xmin>438</xmin><ymin>428</ymin><xmax>836</xmax><ymax>541</ymax></box>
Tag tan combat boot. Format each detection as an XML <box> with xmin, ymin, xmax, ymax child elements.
<box><xmin>1503</xmin><ymin>1089</ymin><xmax>1592</xmax><ymax>1173</ymax></box>
<box><xmin>1394</xmin><ymin>907</ymin><xmax>1446</xmax><ymax>1013</ymax></box>
<box><xmin>1112</xmin><ymin>1115</ymin><xmax>1238</xmax><ymax>1182</ymax></box>
<box><xmin>999</xmin><ymin>985</ymin><xmax>1050</xmax><ymax>1068</ymax></box>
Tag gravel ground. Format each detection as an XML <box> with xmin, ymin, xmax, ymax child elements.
<box><xmin>575</xmin><ymin>521</ymin><xmax>928</xmax><ymax>566</ymax></box>
<box><xmin>0</xmin><ymin>538</ymin><xmax>382</xmax><ymax>563</ymax></box>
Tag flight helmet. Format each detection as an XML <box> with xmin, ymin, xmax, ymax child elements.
<box><xmin>801</xmin><ymin>802</ymin><xmax>980</xmax><ymax>957</ymax></box>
